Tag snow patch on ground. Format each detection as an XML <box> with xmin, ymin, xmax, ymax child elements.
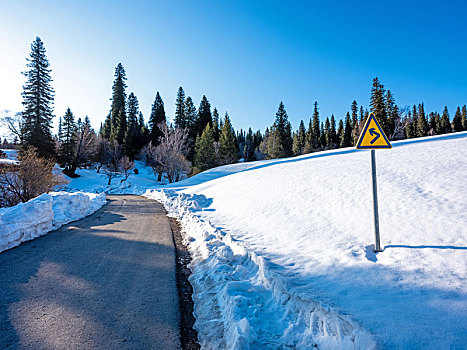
<box><xmin>0</xmin><ymin>191</ymin><xmax>106</xmax><ymax>252</ymax></box>
<box><xmin>66</xmin><ymin>160</ymin><xmax>160</xmax><ymax>195</ymax></box>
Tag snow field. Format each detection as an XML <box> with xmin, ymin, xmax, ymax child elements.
<box><xmin>0</xmin><ymin>191</ymin><xmax>106</xmax><ymax>252</ymax></box>
<box><xmin>147</xmin><ymin>132</ymin><xmax>467</xmax><ymax>349</ymax></box>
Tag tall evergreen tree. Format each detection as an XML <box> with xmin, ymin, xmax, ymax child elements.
<box><xmin>386</xmin><ymin>90</ymin><xmax>398</xmax><ymax>138</ymax></box>
<box><xmin>340</xmin><ymin>113</ymin><xmax>352</xmax><ymax>147</ymax></box>
<box><xmin>149</xmin><ymin>92</ymin><xmax>166</xmax><ymax>144</ymax></box>
<box><xmin>124</xmin><ymin>92</ymin><xmax>141</xmax><ymax>157</ymax></box>
<box><xmin>21</xmin><ymin>37</ymin><xmax>55</xmax><ymax>158</ymax></box>
<box><xmin>324</xmin><ymin>117</ymin><xmax>331</xmax><ymax>148</ymax></box>
<box><xmin>243</xmin><ymin>128</ymin><xmax>256</xmax><ymax>161</ymax></box>
<box><xmin>194</xmin><ymin>123</ymin><xmax>216</xmax><ymax>170</ymax></box>
<box><xmin>184</xmin><ymin>96</ymin><xmax>197</xmax><ymax>130</ymax></box>
<box><xmin>440</xmin><ymin>106</ymin><xmax>451</xmax><ymax>134</ymax></box>
<box><xmin>416</xmin><ymin>103</ymin><xmax>428</xmax><ymax>137</ymax></box>
<box><xmin>369</xmin><ymin>77</ymin><xmax>389</xmax><ymax>136</ymax></box>
<box><xmin>269</xmin><ymin>102</ymin><xmax>293</xmax><ymax>158</ymax></box>
<box><xmin>312</xmin><ymin>101</ymin><xmax>321</xmax><ymax>150</ymax></box>
<box><xmin>462</xmin><ymin>105</ymin><xmax>466</xmax><ymax>130</ymax></box>
<box><xmin>212</xmin><ymin>107</ymin><xmax>220</xmax><ymax>141</ymax></box>
<box><xmin>109</xmin><ymin>63</ymin><xmax>127</xmax><ymax>144</ymax></box>
<box><xmin>101</xmin><ymin>113</ymin><xmax>112</xmax><ymax>139</ymax></box>
<box><xmin>319</xmin><ymin>122</ymin><xmax>326</xmax><ymax>149</ymax></box>
<box><xmin>58</xmin><ymin>108</ymin><xmax>77</xmax><ymax>172</ymax></box>
<box><xmin>174</xmin><ymin>86</ymin><xmax>186</xmax><ymax>128</ymax></box>
<box><xmin>359</xmin><ymin>106</ymin><xmax>365</xmax><ymax>122</ymax></box>
<box><xmin>218</xmin><ymin>112</ymin><xmax>237</xmax><ymax>165</ymax></box>
<box><xmin>304</xmin><ymin>119</ymin><xmax>313</xmax><ymax>153</ymax></box>
<box><xmin>452</xmin><ymin>106</ymin><xmax>463</xmax><ymax>132</ymax></box>
<box><xmin>292</xmin><ymin>120</ymin><xmax>306</xmax><ymax>156</ymax></box>
<box><xmin>336</xmin><ymin>119</ymin><xmax>344</xmax><ymax>148</ymax></box>
<box><xmin>194</xmin><ymin>95</ymin><xmax>212</xmax><ymax>137</ymax></box>
<box><xmin>330</xmin><ymin>115</ymin><xmax>337</xmax><ymax>148</ymax></box>
<box><xmin>351</xmin><ymin>100</ymin><xmax>358</xmax><ymax>127</ymax></box>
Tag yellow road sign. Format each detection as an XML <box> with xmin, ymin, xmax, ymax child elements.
<box><xmin>356</xmin><ymin>113</ymin><xmax>392</xmax><ymax>149</ymax></box>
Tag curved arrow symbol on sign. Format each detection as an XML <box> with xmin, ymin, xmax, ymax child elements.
<box><xmin>369</xmin><ymin>128</ymin><xmax>380</xmax><ymax>144</ymax></box>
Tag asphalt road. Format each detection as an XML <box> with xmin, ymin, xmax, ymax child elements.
<box><xmin>0</xmin><ymin>195</ymin><xmax>180</xmax><ymax>350</ymax></box>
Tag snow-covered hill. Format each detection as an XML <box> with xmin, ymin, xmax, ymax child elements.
<box><xmin>146</xmin><ymin>132</ymin><xmax>467</xmax><ymax>349</ymax></box>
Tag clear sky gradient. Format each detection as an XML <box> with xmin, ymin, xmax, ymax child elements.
<box><xmin>1</xmin><ymin>0</ymin><xmax>466</xmax><ymax>136</ymax></box>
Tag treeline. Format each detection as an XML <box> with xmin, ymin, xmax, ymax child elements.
<box><xmin>3</xmin><ymin>37</ymin><xmax>467</xmax><ymax>185</ymax></box>
<box><xmin>260</xmin><ymin>78</ymin><xmax>467</xmax><ymax>159</ymax></box>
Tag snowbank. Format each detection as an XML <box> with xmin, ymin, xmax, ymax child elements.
<box><xmin>146</xmin><ymin>189</ymin><xmax>376</xmax><ymax>349</ymax></box>
<box><xmin>146</xmin><ymin>131</ymin><xmax>467</xmax><ymax>349</ymax></box>
<box><xmin>0</xmin><ymin>191</ymin><xmax>106</xmax><ymax>252</ymax></box>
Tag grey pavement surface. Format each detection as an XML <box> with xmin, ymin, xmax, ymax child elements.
<box><xmin>0</xmin><ymin>195</ymin><xmax>180</xmax><ymax>350</ymax></box>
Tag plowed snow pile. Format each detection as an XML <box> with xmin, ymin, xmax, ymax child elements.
<box><xmin>146</xmin><ymin>132</ymin><xmax>467</xmax><ymax>349</ymax></box>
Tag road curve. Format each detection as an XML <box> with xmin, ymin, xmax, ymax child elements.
<box><xmin>0</xmin><ymin>195</ymin><xmax>180</xmax><ymax>350</ymax></box>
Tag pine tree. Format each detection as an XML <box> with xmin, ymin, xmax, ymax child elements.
<box><xmin>351</xmin><ymin>100</ymin><xmax>358</xmax><ymax>145</ymax></box>
<box><xmin>340</xmin><ymin>113</ymin><xmax>352</xmax><ymax>147</ymax></box>
<box><xmin>124</xmin><ymin>92</ymin><xmax>141</xmax><ymax>157</ymax></box>
<box><xmin>312</xmin><ymin>101</ymin><xmax>321</xmax><ymax>150</ymax></box>
<box><xmin>386</xmin><ymin>90</ymin><xmax>398</xmax><ymax>138</ymax></box>
<box><xmin>319</xmin><ymin>122</ymin><xmax>326</xmax><ymax>149</ymax></box>
<box><xmin>369</xmin><ymin>77</ymin><xmax>389</xmax><ymax>136</ymax></box>
<box><xmin>109</xmin><ymin>63</ymin><xmax>127</xmax><ymax>144</ymax></box>
<box><xmin>58</xmin><ymin>108</ymin><xmax>77</xmax><ymax>172</ymax></box>
<box><xmin>269</xmin><ymin>102</ymin><xmax>293</xmax><ymax>158</ymax></box>
<box><xmin>243</xmin><ymin>128</ymin><xmax>256</xmax><ymax>161</ymax></box>
<box><xmin>184</xmin><ymin>96</ymin><xmax>197</xmax><ymax>130</ymax></box>
<box><xmin>195</xmin><ymin>95</ymin><xmax>212</xmax><ymax>137</ymax></box>
<box><xmin>324</xmin><ymin>117</ymin><xmax>331</xmax><ymax>148</ymax></box>
<box><xmin>440</xmin><ymin>106</ymin><xmax>451</xmax><ymax>134</ymax></box>
<box><xmin>138</xmin><ymin>112</ymin><xmax>149</xmax><ymax>148</ymax></box>
<box><xmin>21</xmin><ymin>37</ymin><xmax>55</xmax><ymax>158</ymax></box>
<box><xmin>292</xmin><ymin>120</ymin><xmax>306</xmax><ymax>155</ymax></box>
<box><xmin>58</xmin><ymin>117</ymin><xmax>62</xmax><ymax>141</ymax></box>
<box><xmin>149</xmin><ymin>92</ymin><xmax>166</xmax><ymax>145</ymax></box>
<box><xmin>174</xmin><ymin>86</ymin><xmax>186</xmax><ymax>128</ymax></box>
<box><xmin>462</xmin><ymin>105</ymin><xmax>466</xmax><ymax>130</ymax></box>
<box><xmin>359</xmin><ymin>106</ymin><xmax>365</xmax><ymax>122</ymax></box>
<box><xmin>416</xmin><ymin>103</ymin><xmax>428</xmax><ymax>137</ymax></box>
<box><xmin>218</xmin><ymin>112</ymin><xmax>237</xmax><ymax>165</ymax></box>
<box><xmin>101</xmin><ymin>113</ymin><xmax>112</xmax><ymax>139</ymax></box>
<box><xmin>336</xmin><ymin>119</ymin><xmax>344</xmax><ymax>148</ymax></box>
<box><xmin>452</xmin><ymin>106</ymin><xmax>463</xmax><ymax>132</ymax></box>
<box><xmin>194</xmin><ymin>123</ymin><xmax>216</xmax><ymax>170</ymax></box>
<box><xmin>330</xmin><ymin>115</ymin><xmax>337</xmax><ymax>148</ymax></box>
<box><xmin>304</xmin><ymin>119</ymin><xmax>313</xmax><ymax>153</ymax></box>
<box><xmin>212</xmin><ymin>107</ymin><xmax>220</xmax><ymax>141</ymax></box>
<box><xmin>411</xmin><ymin>105</ymin><xmax>419</xmax><ymax>137</ymax></box>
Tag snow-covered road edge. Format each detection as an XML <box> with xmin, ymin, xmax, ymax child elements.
<box><xmin>0</xmin><ymin>191</ymin><xmax>106</xmax><ymax>253</ymax></box>
<box><xmin>145</xmin><ymin>189</ymin><xmax>377</xmax><ymax>350</ymax></box>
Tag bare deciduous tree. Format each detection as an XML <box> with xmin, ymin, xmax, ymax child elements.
<box><xmin>119</xmin><ymin>156</ymin><xmax>134</xmax><ymax>182</ymax></box>
<box><xmin>0</xmin><ymin>148</ymin><xmax>67</xmax><ymax>207</ymax></box>
<box><xmin>391</xmin><ymin>105</ymin><xmax>410</xmax><ymax>140</ymax></box>
<box><xmin>141</xmin><ymin>123</ymin><xmax>191</xmax><ymax>183</ymax></box>
<box><xmin>101</xmin><ymin>141</ymin><xmax>123</xmax><ymax>185</ymax></box>
<box><xmin>72</xmin><ymin>122</ymin><xmax>97</xmax><ymax>172</ymax></box>
<box><xmin>0</xmin><ymin>110</ymin><xmax>24</xmax><ymax>144</ymax></box>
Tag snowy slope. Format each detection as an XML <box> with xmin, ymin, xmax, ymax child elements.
<box><xmin>66</xmin><ymin>160</ymin><xmax>158</xmax><ymax>194</ymax></box>
<box><xmin>146</xmin><ymin>132</ymin><xmax>467</xmax><ymax>349</ymax></box>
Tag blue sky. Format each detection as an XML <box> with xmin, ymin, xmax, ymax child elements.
<box><xmin>0</xmin><ymin>0</ymin><xmax>466</xmax><ymax>136</ymax></box>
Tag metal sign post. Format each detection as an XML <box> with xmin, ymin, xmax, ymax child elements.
<box><xmin>370</xmin><ymin>149</ymin><xmax>382</xmax><ymax>252</ymax></box>
<box><xmin>356</xmin><ymin>113</ymin><xmax>391</xmax><ymax>253</ymax></box>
